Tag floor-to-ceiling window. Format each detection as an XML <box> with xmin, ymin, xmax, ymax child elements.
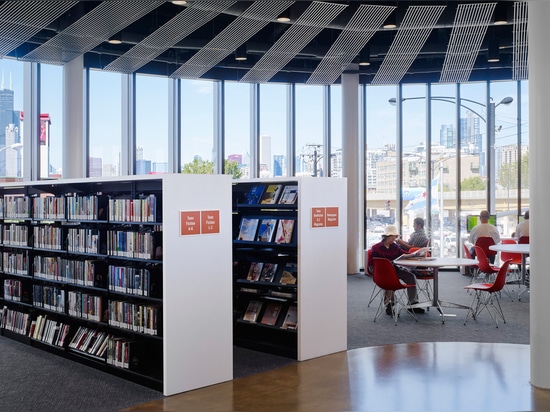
<box><xmin>330</xmin><ymin>85</ymin><xmax>342</xmax><ymax>178</ymax></box>
<box><xmin>259</xmin><ymin>83</ymin><xmax>288</xmax><ymax>178</ymax></box>
<box><xmin>0</xmin><ymin>58</ymin><xmax>24</xmax><ymax>182</ymax></box>
<box><xmin>40</xmin><ymin>64</ymin><xmax>62</xmax><ymax>180</ymax></box>
<box><xmin>135</xmin><ymin>74</ymin><xmax>168</xmax><ymax>175</ymax></box>
<box><xmin>225</xmin><ymin>81</ymin><xmax>250</xmax><ymax>178</ymax></box>
<box><xmin>295</xmin><ymin>84</ymin><xmax>323</xmax><ymax>177</ymax></box>
<box><xmin>180</xmin><ymin>79</ymin><xmax>214</xmax><ymax>174</ymax></box>
<box><xmin>88</xmin><ymin>69</ymin><xmax>122</xmax><ymax>177</ymax></box>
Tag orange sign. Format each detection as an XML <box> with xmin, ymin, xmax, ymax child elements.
<box><xmin>201</xmin><ymin>210</ymin><xmax>220</xmax><ymax>234</ymax></box>
<box><xmin>180</xmin><ymin>211</ymin><xmax>201</xmax><ymax>236</ymax></box>
<box><xmin>311</xmin><ymin>207</ymin><xmax>326</xmax><ymax>228</ymax></box>
<box><xmin>325</xmin><ymin>207</ymin><xmax>339</xmax><ymax>227</ymax></box>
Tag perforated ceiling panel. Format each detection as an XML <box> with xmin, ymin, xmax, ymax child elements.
<box><xmin>21</xmin><ymin>1</ymin><xmax>163</xmax><ymax>65</ymax></box>
<box><xmin>372</xmin><ymin>5</ymin><xmax>445</xmax><ymax>85</ymax></box>
<box><xmin>306</xmin><ymin>5</ymin><xmax>393</xmax><ymax>85</ymax></box>
<box><xmin>170</xmin><ymin>1</ymin><xmax>294</xmax><ymax>79</ymax></box>
<box><xmin>240</xmin><ymin>1</ymin><xmax>347</xmax><ymax>84</ymax></box>
<box><xmin>439</xmin><ymin>2</ymin><xmax>496</xmax><ymax>83</ymax></box>
<box><xmin>104</xmin><ymin>1</ymin><xmax>237</xmax><ymax>74</ymax></box>
<box><xmin>513</xmin><ymin>2</ymin><xmax>528</xmax><ymax>81</ymax></box>
<box><xmin>0</xmin><ymin>0</ymin><xmax>77</xmax><ymax>58</ymax></box>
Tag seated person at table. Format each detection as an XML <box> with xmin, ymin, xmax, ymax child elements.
<box><xmin>469</xmin><ymin>210</ymin><xmax>500</xmax><ymax>262</ymax></box>
<box><xmin>368</xmin><ymin>225</ymin><xmax>425</xmax><ymax>315</ymax></box>
<box><xmin>396</xmin><ymin>217</ymin><xmax>429</xmax><ymax>251</ymax></box>
<box><xmin>515</xmin><ymin>210</ymin><xmax>530</xmax><ymax>240</ymax></box>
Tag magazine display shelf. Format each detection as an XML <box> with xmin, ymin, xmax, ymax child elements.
<box><xmin>0</xmin><ymin>174</ymin><xmax>233</xmax><ymax>396</ymax></box>
<box><xmin>232</xmin><ymin>177</ymin><xmax>347</xmax><ymax>361</ymax></box>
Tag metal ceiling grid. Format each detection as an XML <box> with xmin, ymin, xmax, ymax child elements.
<box><xmin>0</xmin><ymin>0</ymin><xmax>77</xmax><ymax>58</ymax></box>
<box><xmin>306</xmin><ymin>5</ymin><xmax>394</xmax><ymax>85</ymax></box>
<box><xmin>439</xmin><ymin>2</ymin><xmax>496</xmax><ymax>84</ymax></box>
<box><xmin>513</xmin><ymin>1</ymin><xmax>528</xmax><ymax>81</ymax></box>
<box><xmin>104</xmin><ymin>1</ymin><xmax>237</xmax><ymax>74</ymax></box>
<box><xmin>169</xmin><ymin>1</ymin><xmax>294</xmax><ymax>79</ymax></box>
<box><xmin>241</xmin><ymin>1</ymin><xmax>347</xmax><ymax>84</ymax></box>
<box><xmin>21</xmin><ymin>1</ymin><xmax>163</xmax><ymax>65</ymax></box>
<box><xmin>371</xmin><ymin>5</ymin><xmax>446</xmax><ymax>85</ymax></box>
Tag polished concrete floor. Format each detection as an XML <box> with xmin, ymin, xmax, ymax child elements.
<box><xmin>123</xmin><ymin>342</ymin><xmax>550</xmax><ymax>412</ymax></box>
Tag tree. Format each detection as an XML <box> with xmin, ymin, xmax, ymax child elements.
<box><xmin>497</xmin><ymin>152</ymin><xmax>529</xmax><ymax>189</ymax></box>
<box><xmin>461</xmin><ymin>176</ymin><xmax>486</xmax><ymax>190</ymax></box>
<box><xmin>181</xmin><ymin>158</ymin><xmax>242</xmax><ymax>179</ymax></box>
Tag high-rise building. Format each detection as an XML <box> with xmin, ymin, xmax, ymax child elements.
<box><xmin>273</xmin><ymin>155</ymin><xmax>284</xmax><ymax>176</ymax></box>
<box><xmin>260</xmin><ymin>135</ymin><xmax>272</xmax><ymax>173</ymax></box>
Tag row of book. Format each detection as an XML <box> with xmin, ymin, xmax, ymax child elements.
<box><xmin>32</xmin><ymin>196</ymin><xmax>65</xmax><ymax>220</ymax></box>
<box><xmin>2</xmin><ymin>223</ymin><xmax>29</xmax><ymax>247</ymax></box>
<box><xmin>68</xmin><ymin>291</ymin><xmax>103</xmax><ymax>322</ymax></box>
<box><xmin>29</xmin><ymin>315</ymin><xmax>70</xmax><ymax>347</ymax></box>
<box><xmin>106</xmin><ymin>229</ymin><xmax>159</xmax><ymax>260</ymax></box>
<box><xmin>242</xmin><ymin>300</ymin><xmax>297</xmax><ymax>330</ymax></box>
<box><xmin>4</xmin><ymin>279</ymin><xmax>22</xmax><ymax>302</ymax></box>
<box><xmin>108</xmin><ymin>300</ymin><xmax>159</xmax><ymax>336</ymax></box>
<box><xmin>68</xmin><ymin>326</ymin><xmax>112</xmax><ymax>358</ymax></box>
<box><xmin>108</xmin><ymin>265</ymin><xmax>155</xmax><ymax>297</ymax></box>
<box><xmin>0</xmin><ymin>306</ymin><xmax>30</xmax><ymax>335</ymax></box>
<box><xmin>108</xmin><ymin>195</ymin><xmax>157</xmax><ymax>223</ymax></box>
<box><xmin>2</xmin><ymin>195</ymin><xmax>30</xmax><ymax>219</ymax></box>
<box><xmin>33</xmin><ymin>225</ymin><xmax>64</xmax><ymax>250</ymax></box>
<box><xmin>34</xmin><ymin>256</ymin><xmax>104</xmax><ymax>287</ymax></box>
<box><xmin>237</xmin><ymin>217</ymin><xmax>295</xmax><ymax>244</ymax></box>
<box><xmin>243</xmin><ymin>184</ymin><xmax>298</xmax><ymax>205</ymax></box>
<box><xmin>33</xmin><ymin>284</ymin><xmax>65</xmax><ymax>312</ymax></box>
<box><xmin>3</xmin><ymin>251</ymin><xmax>28</xmax><ymax>275</ymax></box>
<box><xmin>67</xmin><ymin>228</ymin><xmax>101</xmax><ymax>254</ymax></box>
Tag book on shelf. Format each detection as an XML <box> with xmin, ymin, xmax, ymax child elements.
<box><xmin>260</xmin><ymin>263</ymin><xmax>278</xmax><ymax>282</ymax></box>
<box><xmin>242</xmin><ymin>300</ymin><xmax>263</xmax><ymax>323</ymax></box>
<box><xmin>274</xmin><ymin>219</ymin><xmax>295</xmax><ymax>244</ymax></box>
<box><xmin>269</xmin><ymin>290</ymin><xmax>297</xmax><ymax>299</ymax></box>
<box><xmin>278</xmin><ymin>185</ymin><xmax>298</xmax><ymax>205</ymax></box>
<box><xmin>245</xmin><ymin>185</ymin><xmax>265</xmax><ymax>204</ymax></box>
<box><xmin>282</xmin><ymin>305</ymin><xmax>298</xmax><ymax>330</ymax></box>
<box><xmin>260</xmin><ymin>302</ymin><xmax>283</xmax><ymax>326</ymax></box>
<box><xmin>260</xmin><ymin>184</ymin><xmax>282</xmax><ymax>204</ymax></box>
<box><xmin>255</xmin><ymin>218</ymin><xmax>277</xmax><ymax>242</ymax></box>
<box><xmin>279</xmin><ymin>262</ymin><xmax>297</xmax><ymax>285</ymax></box>
<box><xmin>246</xmin><ymin>262</ymin><xmax>263</xmax><ymax>281</ymax></box>
<box><xmin>237</xmin><ymin>217</ymin><xmax>259</xmax><ymax>241</ymax></box>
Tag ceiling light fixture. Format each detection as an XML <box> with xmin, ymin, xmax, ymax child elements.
<box><xmin>488</xmin><ymin>38</ymin><xmax>500</xmax><ymax>62</ymax></box>
<box><xmin>493</xmin><ymin>4</ymin><xmax>508</xmax><ymax>25</ymax></box>
<box><xmin>277</xmin><ymin>8</ymin><xmax>291</xmax><ymax>22</ymax></box>
<box><xmin>383</xmin><ymin>12</ymin><xmax>397</xmax><ymax>29</ymax></box>
<box><xmin>358</xmin><ymin>46</ymin><xmax>371</xmax><ymax>66</ymax></box>
<box><xmin>171</xmin><ymin>1</ymin><xmax>187</xmax><ymax>5</ymax></box>
<box><xmin>107</xmin><ymin>33</ymin><xmax>122</xmax><ymax>45</ymax></box>
<box><xmin>235</xmin><ymin>45</ymin><xmax>247</xmax><ymax>61</ymax></box>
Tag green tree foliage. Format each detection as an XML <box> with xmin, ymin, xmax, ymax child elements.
<box><xmin>497</xmin><ymin>152</ymin><xmax>529</xmax><ymax>189</ymax></box>
<box><xmin>181</xmin><ymin>158</ymin><xmax>242</xmax><ymax>179</ymax></box>
<box><xmin>461</xmin><ymin>176</ymin><xmax>486</xmax><ymax>190</ymax></box>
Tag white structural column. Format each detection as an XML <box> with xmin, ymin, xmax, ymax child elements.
<box><xmin>528</xmin><ymin>1</ymin><xmax>550</xmax><ymax>389</ymax></box>
<box><xmin>342</xmin><ymin>73</ymin><xmax>361</xmax><ymax>274</ymax></box>
<box><xmin>62</xmin><ymin>55</ymin><xmax>85</xmax><ymax>178</ymax></box>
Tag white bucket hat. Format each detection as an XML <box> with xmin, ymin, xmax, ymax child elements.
<box><xmin>383</xmin><ymin>225</ymin><xmax>399</xmax><ymax>236</ymax></box>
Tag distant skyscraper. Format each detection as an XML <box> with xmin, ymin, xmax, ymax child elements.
<box><xmin>273</xmin><ymin>154</ymin><xmax>284</xmax><ymax>176</ymax></box>
<box><xmin>136</xmin><ymin>159</ymin><xmax>151</xmax><ymax>174</ymax></box>
<box><xmin>89</xmin><ymin>157</ymin><xmax>103</xmax><ymax>177</ymax></box>
<box><xmin>260</xmin><ymin>135</ymin><xmax>272</xmax><ymax>173</ymax></box>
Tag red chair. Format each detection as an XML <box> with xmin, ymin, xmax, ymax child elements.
<box><xmin>473</xmin><ymin>246</ymin><xmax>499</xmax><ymax>284</ymax></box>
<box><xmin>409</xmin><ymin>247</ymin><xmax>434</xmax><ymax>302</ymax></box>
<box><xmin>474</xmin><ymin>237</ymin><xmax>497</xmax><ymax>263</ymax></box>
<box><xmin>365</xmin><ymin>249</ymin><xmax>382</xmax><ymax>307</ymax></box>
<box><xmin>499</xmin><ymin>239</ymin><xmax>523</xmax><ymax>301</ymax></box>
<box><xmin>372</xmin><ymin>257</ymin><xmax>419</xmax><ymax>325</ymax></box>
<box><xmin>464</xmin><ymin>259</ymin><xmax>511</xmax><ymax>327</ymax></box>
<box><xmin>463</xmin><ymin>244</ymin><xmax>479</xmax><ymax>278</ymax></box>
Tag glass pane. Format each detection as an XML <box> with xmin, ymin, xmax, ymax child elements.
<box><xmin>520</xmin><ymin>80</ymin><xmax>529</xmax><ymax>216</ymax></box>
<box><xmin>0</xmin><ymin>58</ymin><xmax>23</xmax><ymax>182</ymax></box>
<box><xmin>295</xmin><ymin>85</ymin><xmax>323</xmax><ymax>177</ymax></box>
<box><xmin>89</xmin><ymin>69</ymin><xmax>122</xmax><ymax>177</ymax></box>
<box><xmin>136</xmin><ymin>74</ymin><xmax>168</xmax><ymax>174</ymax></box>
<box><xmin>365</xmin><ymin>84</ymin><xmax>397</xmax><ymax>249</ymax></box>
<box><xmin>181</xmin><ymin>79</ymin><xmax>214</xmax><ymax>174</ymax></box>
<box><xmin>225</xmin><ymin>81</ymin><xmax>250</xmax><ymax>178</ymax></box>
<box><xmin>40</xmin><ymin>64</ymin><xmax>63</xmax><ymax>179</ymax></box>
<box><xmin>260</xmin><ymin>83</ymin><xmax>287</xmax><ymax>177</ymax></box>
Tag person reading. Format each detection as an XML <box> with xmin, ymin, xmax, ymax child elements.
<box><xmin>368</xmin><ymin>225</ymin><xmax>425</xmax><ymax>315</ymax></box>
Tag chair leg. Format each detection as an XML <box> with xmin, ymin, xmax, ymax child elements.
<box><xmin>368</xmin><ymin>284</ymin><xmax>382</xmax><ymax>307</ymax></box>
<box><xmin>464</xmin><ymin>291</ymin><xmax>481</xmax><ymax>325</ymax></box>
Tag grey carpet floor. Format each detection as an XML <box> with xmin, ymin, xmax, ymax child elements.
<box><xmin>0</xmin><ymin>270</ymin><xmax>529</xmax><ymax>411</ymax></box>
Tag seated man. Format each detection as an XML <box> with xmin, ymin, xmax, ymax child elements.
<box><xmin>469</xmin><ymin>210</ymin><xmax>500</xmax><ymax>263</ymax></box>
<box><xmin>368</xmin><ymin>225</ymin><xmax>425</xmax><ymax>315</ymax></box>
<box><xmin>396</xmin><ymin>217</ymin><xmax>429</xmax><ymax>251</ymax></box>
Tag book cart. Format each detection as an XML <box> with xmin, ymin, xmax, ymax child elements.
<box><xmin>232</xmin><ymin>177</ymin><xmax>347</xmax><ymax>360</ymax></box>
<box><xmin>0</xmin><ymin>174</ymin><xmax>233</xmax><ymax>396</ymax></box>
